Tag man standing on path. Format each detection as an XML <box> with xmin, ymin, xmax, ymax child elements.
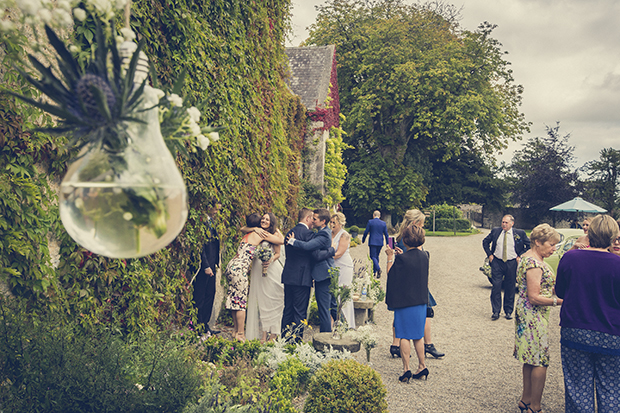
<box><xmin>287</xmin><ymin>208</ymin><xmax>336</xmax><ymax>333</ymax></box>
<box><xmin>194</xmin><ymin>203</ymin><xmax>221</xmax><ymax>335</ymax></box>
<box><xmin>362</xmin><ymin>210</ymin><xmax>389</xmax><ymax>278</ymax></box>
<box><xmin>280</xmin><ymin>208</ymin><xmax>314</xmax><ymax>341</ymax></box>
<box><xmin>482</xmin><ymin>215</ymin><xmax>530</xmax><ymax>320</ymax></box>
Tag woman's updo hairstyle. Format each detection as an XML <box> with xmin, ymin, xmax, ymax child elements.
<box><xmin>402</xmin><ymin>224</ymin><xmax>425</xmax><ymax>248</ymax></box>
<box><xmin>246</xmin><ymin>213</ymin><xmax>261</xmax><ymax>228</ymax></box>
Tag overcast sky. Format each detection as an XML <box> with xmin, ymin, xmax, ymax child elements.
<box><xmin>287</xmin><ymin>0</ymin><xmax>620</xmax><ymax>168</ymax></box>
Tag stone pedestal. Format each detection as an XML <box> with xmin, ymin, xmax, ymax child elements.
<box><xmin>353</xmin><ymin>299</ymin><xmax>374</xmax><ymax>327</ymax></box>
<box><xmin>312</xmin><ymin>332</ymin><xmax>360</xmax><ymax>353</ymax></box>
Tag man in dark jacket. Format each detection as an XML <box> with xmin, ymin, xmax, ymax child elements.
<box><xmin>194</xmin><ymin>203</ymin><xmax>221</xmax><ymax>335</ymax></box>
<box><xmin>280</xmin><ymin>208</ymin><xmax>314</xmax><ymax>340</ymax></box>
<box><xmin>362</xmin><ymin>210</ymin><xmax>389</xmax><ymax>277</ymax></box>
<box><xmin>482</xmin><ymin>214</ymin><xmax>530</xmax><ymax>320</ymax></box>
<box><xmin>287</xmin><ymin>208</ymin><xmax>336</xmax><ymax>333</ymax></box>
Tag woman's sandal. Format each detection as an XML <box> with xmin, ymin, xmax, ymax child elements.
<box><xmin>518</xmin><ymin>401</ymin><xmax>530</xmax><ymax>412</ymax></box>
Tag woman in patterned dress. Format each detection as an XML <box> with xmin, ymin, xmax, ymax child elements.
<box><xmin>224</xmin><ymin>213</ymin><xmax>283</xmax><ymax>341</ymax></box>
<box><xmin>514</xmin><ymin>224</ymin><xmax>562</xmax><ymax>413</ymax></box>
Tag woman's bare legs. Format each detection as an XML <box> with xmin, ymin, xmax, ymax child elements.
<box><xmin>424</xmin><ymin>319</ymin><xmax>432</xmax><ymax>344</ymax></box>
<box><xmin>392</xmin><ymin>325</ymin><xmax>400</xmax><ymax>346</ymax></box>
<box><xmin>412</xmin><ymin>338</ymin><xmax>426</xmax><ymax>374</ymax></box>
<box><xmin>232</xmin><ymin>310</ymin><xmax>246</xmax><ymax>341</ymax></box>
<box><xmin>400</xmin><ymin>338</ymin><xmax>411</xmax><ymax>372</ymax></box>
<box><xmin>521</xmin><ymin>363</ymin><xmax>547</xmax><ymax>412</ymax></box>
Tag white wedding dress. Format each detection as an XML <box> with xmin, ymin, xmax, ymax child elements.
<box><xmin>246</xmin><ymin>244</ymin><xmax>285</xmax><ymax>341</ymax></box>
<box><xmin>333</xmin><ymin>229</ymin><xmax>355</xmax><ymax>329</ymax></box>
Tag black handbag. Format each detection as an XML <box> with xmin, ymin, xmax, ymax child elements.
<box><xmin>426</xmin><ymin>306</ymin><xmax>434</xmax><ymax>318</ymax></box>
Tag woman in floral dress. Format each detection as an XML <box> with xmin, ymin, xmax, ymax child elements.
<box><xmin>225</xmin><ymin>213</ymin><xmax>283</xmax><ymax>341</ymax></box>
<box><xmin>514</xmin><ymin>224</ymin><xmax>563</xmax><ymax>413</ymax></box>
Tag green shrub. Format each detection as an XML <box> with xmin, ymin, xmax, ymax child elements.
<box><xmin>198</xmin><ymin>335</ymin><xmax>263</xmax><ymax>366</ymax></box>
<box><xmin>348</xmin><ymin>225</ymin><xmax>361</xmax><ymax>234</ymax></box>
<box><xmin>270</xmin><ymin>356</ymin><xmax>311</xmax><ymax>401</ymax></box>
<box><xmin>429</xmin><ymin>203</ymin><xmax>463</xmax><ymax>219</ymax></box>
<box><xmin>303</xmin><ymin>359</ymin><xmax>387</xmax><ymax>413</ymax></box>
<box><xmin>432</xmin><ymin>218</ymin><xmax>471</xmax><ymax>232</ymax></box>
<box><xmin>0</xmin><ymin>297</ymin><xmax>203</xmax><ymax>413</ymax></box>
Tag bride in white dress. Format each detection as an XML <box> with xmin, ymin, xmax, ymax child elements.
<box><xmin>329</xmin><ymin>212</ymin><xmax>355</xmax><ymax>329</ymax></box>
<box><xmin>246</xmin><ymin>213</ymin><xmax>285</xmax><ymax>342</ymax></box>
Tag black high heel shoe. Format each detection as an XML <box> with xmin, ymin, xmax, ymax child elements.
<box><xmin>390</xmin><ymin>345</ymin><xmax>401</xmax><ymax>358</ymax></box>
<box><xmin>398</xmin><ymin>370</ymin><xmax>412</xmax><ymax>383</ymax></box>
<box><xmin>518</xmin><ymin>400</ymin><xmax>530</xmax><ymax>412</ymax></box>
<box><xmin>412</xmin><ymin>368</ymin><xmax>429</xmax><ymax>380</ymax></box>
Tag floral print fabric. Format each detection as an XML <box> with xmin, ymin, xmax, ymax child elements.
<box><xmin>224</xmin><ymin>239</ymin><xmax>256</xmax><ymax>311</ymax></box>
<box><xmin>514</xmin><ymin>256</ymin><xmax>555</xmax><ymax>367</ymax></box>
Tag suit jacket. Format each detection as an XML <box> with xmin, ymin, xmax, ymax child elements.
<box><xmin>291</xmin><ymin>226</ymin><xmax>334</xmax><ymax>282</ymax></box>
<box><xmin>199</xmin><ymin>219</ymin><xmax>220</xmax><ymax>273</ymax></box>
<box><xmin>482</xmin><ymin>227</ymin><xmax>530</xmax><ymax>259</ymax></box>
<box><xmin>281</xmin><ymin>223</ymin><xmax>313</xmax><ymax>287</ymax></box>
<box><xmin>362</xmin><ymin>217</ymin><xmax>389</xmax><ymax>246</ymax></box>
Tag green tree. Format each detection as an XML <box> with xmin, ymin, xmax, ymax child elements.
<box><xmin>508</xmin><ymin>123</ymin><xmax>580</xmax><ymax>223</ymax></box>
<box><xmin>307</xmin><ymin>0</ymin><xmax>528</xmax><ymax>215</ymax></box>
<box><xmin>583</xmin><ymin>148</ymin><xmax>620</xmax><ymax>217</ymax></box>
<box><xmin>426</xmin><ymin>150</ymin><xmax>506</xmax><ymax>211</ymax></box>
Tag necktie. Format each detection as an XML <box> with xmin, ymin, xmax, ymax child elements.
<box><xmin>502</xmin><ymin>231</ymin><xmax>508</xmax><ymax>262</ymax></box>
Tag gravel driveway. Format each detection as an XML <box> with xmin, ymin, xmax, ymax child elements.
<box><xmin>348</xmin><ymin>229</ymin><xmax>566</xmax><ymax>413</ymax></box>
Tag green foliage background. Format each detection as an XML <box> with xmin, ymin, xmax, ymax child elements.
<box><xmin>0</xmin><ymin>0</ymin><xmax>306</xmax><ymax>335</ymax></box>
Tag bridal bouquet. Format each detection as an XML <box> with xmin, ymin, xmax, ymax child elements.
<box><xmin>255</xmin><ymin>241</ymin><xmax>272</xmax><ymax>276</ymax></box>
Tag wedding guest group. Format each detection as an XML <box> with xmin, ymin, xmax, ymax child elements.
<box><xmin>482</xmin><ymin>215</ymin><xmax>530</xmax><ymax>320</ymax></box>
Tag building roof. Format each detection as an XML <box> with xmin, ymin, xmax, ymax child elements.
<box><xmin>284</xmin><ymin>45</ymin><xmax>335</xmax><ymax>111</ymax></box>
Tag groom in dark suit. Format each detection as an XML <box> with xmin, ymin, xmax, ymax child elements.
<box><xmin>280</xmin><ymin>208</ymin><xmax>314</xmax><ymax>340</ymax></box>
<box><xmin>287</xmin><ymin>208</ymin><xmax>336</xmax><ymax>333</ymax></box>
<box><xmin>482</xmin><ymin>214</ymin><xmax>530</xmax><ymax>320</ymax></box>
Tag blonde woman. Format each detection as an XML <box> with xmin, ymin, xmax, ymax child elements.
<box><xmin>329</xmin><ymin>212</ymin><xmax>355</xmax><ymax>329</ymax></box>
<box><xmin>514</xmin><ymin>224</ymin><xmax>563</xmax><ymax>413</ymax></box>
<box><xmin>389</xmin><ymin>209</ymin><xmax>444</xmax><ymax>359</ymax></box>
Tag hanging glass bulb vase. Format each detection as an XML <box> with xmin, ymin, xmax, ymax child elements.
<box><xmin>59</xmin><ymin>44</ymin><xmax>188</xmax><ymax>258</ymax></box>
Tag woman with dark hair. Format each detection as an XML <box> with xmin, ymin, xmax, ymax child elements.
<box><xmin>389</xmin><ymin>209</ymin><xmax>444</xmax><ymax>359</ymax></box>
<box><xmin>513</xmin><ymin>224</ymin><xmax>562</xmax><ymax>413</ymax></box>
<box><xmin>385</xmin><ymin>224</ymin><xmax>429</xmax><ymax>382</ymax></box>
<box><xmin>224</xmin><ymin>213</ymin><xmax>283</xmax><ymax>341</ymax></box>
<box><xmin>246</xmin><ymin>212</ymin><xmax>285</xmax><ymax>342</ymax></box>
<box><xmin>556</xmin><ymin>214</ymin><xmax>620</xmax><ymax>413</ymax></box>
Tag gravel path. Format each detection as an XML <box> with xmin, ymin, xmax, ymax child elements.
<box><xmin>347</xmin><ymin>230</ymin><xmax>566</xmax><ymax>413</ymax></box>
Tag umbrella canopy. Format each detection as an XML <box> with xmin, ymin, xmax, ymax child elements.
<box><xmin>549</xmin><ymin>197</ymin><xmax>607</xmax><ymax>213</ymax></box>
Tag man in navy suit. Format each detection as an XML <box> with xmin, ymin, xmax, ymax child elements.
<box><xmin>362</xmin><ymin>210</ymin><xmax>389</xmax><ymax>277</ymax></box>
<box><xmin>280</xmin><ymin>208</ymin><xmax>314</xmax><ymax>340</ymax></box>
<box><xmin>194</xmin><ymin>203</ymin><xmax>221</xmax><ymax>335</ymax></box>
<box><xmin>287</xmin><ymin>208</ymin><xmax>336</xmax><ymax>333</ymax></box>
<box><xmin>482</xmin><ymin>214</ymin><xmax>530</xmax><ymax>320</ymax></box>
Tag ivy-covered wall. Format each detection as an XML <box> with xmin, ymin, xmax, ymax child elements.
<box><xmin>0</xmin><ymin>0</ymin><xmax>306</xmax><ymax>334</ymax></box>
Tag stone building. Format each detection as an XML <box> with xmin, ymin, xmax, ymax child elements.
<box><xmin>285</xmin><ymin>45</ymin><xmax>341</xmax><ymax>195</ymax></box>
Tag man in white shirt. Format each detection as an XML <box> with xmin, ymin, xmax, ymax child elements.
<box><xmin>482</xmin><ymin>215</ymin><xmax>530</xmax><ymax>320</ymax></box>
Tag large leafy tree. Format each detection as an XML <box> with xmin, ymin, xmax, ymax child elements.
<box><xmin>307</xmin><ymin>0</ymin><xmax>528</xmax><ymax>218</ymax></box>
<box><xmin>508</xmin><ymin>123</ymin><xmax>580</xmax><ymax>223</ymax></box>
<box><xmin>583</xmin><ymin>148</ymin><xmax>620</xmax><ymax>217</ymax></box>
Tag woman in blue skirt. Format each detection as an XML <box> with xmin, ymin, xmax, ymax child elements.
<box><xmin>385</xmin><ymin>223</ymin><xmax>429</xmax><ymax>382</ymax></box>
